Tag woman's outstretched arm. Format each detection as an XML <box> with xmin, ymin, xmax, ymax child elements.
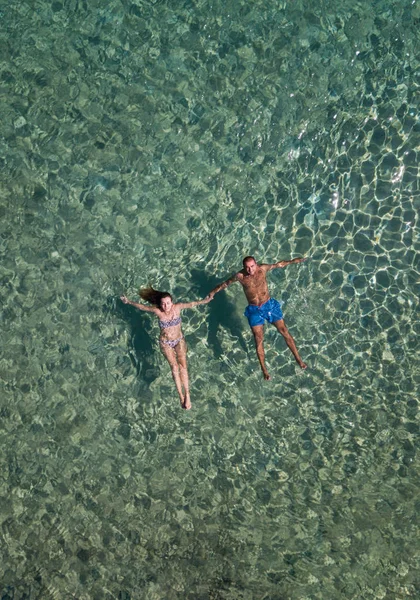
<box><xmin>120</xmin><ymin>295</ymin><xmax>158</xmax><ymax>313</ymax></box>
<box><xmin>177</xmin><ymin>295</ymin><xmax>213</xmax><ymax>310</ymax></box>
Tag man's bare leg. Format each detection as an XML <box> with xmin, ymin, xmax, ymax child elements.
<box><xmin>175</xmin><ymin>340</ymin><xmax>191</xmax><ymax>409</ymax></box>
<box><xmin>251</xmin><ymin>325</ymin><xmax>271</xmax><ymax>380</ymax></box>
<box><xmin>161</xmin><ymin>344</ymin><xmax>184</xmax><ymax>406</ymax></box>
<box><xmin>274</xmin><ymin>319</ymin><xmax>307</xmax><ymax>369</ymax></box>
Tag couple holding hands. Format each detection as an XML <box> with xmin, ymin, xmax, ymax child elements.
<box><xmin>121</xmin><ymin>256</ymin><xmax>307</xmax><ymax>410</ymax></box>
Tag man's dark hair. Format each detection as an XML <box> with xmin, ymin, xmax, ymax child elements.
<box><xmin>243</xmin><ymin>256</ymin><xmax>256</xmax><ymax>265</ymax></box>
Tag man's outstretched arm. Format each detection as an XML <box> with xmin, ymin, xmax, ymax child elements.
<box><xmin>262</xmin><ymin>257</ymin><xmax>306</xmax><ymax>271</ymax></box>
<box><xmin>208</xmin><ymin>274</ymin><xmax>238</xmax><ymax>298</ymax></box>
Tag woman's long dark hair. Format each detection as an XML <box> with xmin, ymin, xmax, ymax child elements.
<box><xmin>139</xmin><ymin>286</ymin><xmax>172</xmax><ymax>307</ymax></box>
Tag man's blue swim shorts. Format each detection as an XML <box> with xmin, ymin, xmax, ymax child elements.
<box><xmin>244</xmin><ymin>298</ymin><xmax>283</xmax><ymax>327</ymax></box>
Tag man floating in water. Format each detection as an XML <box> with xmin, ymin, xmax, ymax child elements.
<box><xmin>208</xmin><ymin>256</ymin><xmax>307</xmax><ymax>380</ymax></box>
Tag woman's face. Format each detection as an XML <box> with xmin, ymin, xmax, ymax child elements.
<box><xmin>160</xmin><ymin>296</ymin><xmax>173</xmax><ymax>312</ymax></box>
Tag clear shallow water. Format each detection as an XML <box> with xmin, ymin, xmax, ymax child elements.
<box><xmin>0</xmin><ymin>0</ymin><xmax>419</xmax><ymax>597</ymax></box>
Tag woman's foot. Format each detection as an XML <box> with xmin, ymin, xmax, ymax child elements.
<box><xmin>263</xmin><ymin>370</ymin><xmax>271</xmax><ymax>380</ymax></box>
<box><xmin>183</xmin><ymin>394</ymin><xmax>192</xmax><ymax>410</ymax></box>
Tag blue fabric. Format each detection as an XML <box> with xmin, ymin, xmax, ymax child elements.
<box><xmin>244</xmin><ymin>298</ymin><xmax>283</xmax><ymax>327</ymax></box>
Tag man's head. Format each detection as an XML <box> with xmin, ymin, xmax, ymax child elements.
<box><xmin>243</xmin><ymin>256</ymin><xmax>257</xmax><ymax>276</ymax></box>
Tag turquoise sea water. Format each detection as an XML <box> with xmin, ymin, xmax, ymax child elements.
<box><xmin>1</xmin><ymin>0</ymin><xmax>419</xmax><ymax>598</ymax></box>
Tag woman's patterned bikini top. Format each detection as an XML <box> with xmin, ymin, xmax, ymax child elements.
<box><xmin>158</xmin><ymin>316</ymin><xmax>182</xmax><ymax>329</ymax></box>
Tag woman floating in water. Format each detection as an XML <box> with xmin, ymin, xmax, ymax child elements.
<box><xmin>120</xmin><ymin>287</ymin><xmax>212</xmax><ymax>410</ymax></box>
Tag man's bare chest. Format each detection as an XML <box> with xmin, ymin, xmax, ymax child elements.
<box><xmin>240</xmin><ymin>272</ymin><xmax>267</xmax><ymax>292</ymax></box>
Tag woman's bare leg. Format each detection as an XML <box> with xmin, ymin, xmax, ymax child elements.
<box><xmin>175</xmin><ymin>339</ymin><xmax>191</xmax><ymax>409</ymax></box>
<box><xmin>160</xmin><ymin>344</ymin><xmax>184</xmax><ymax>406</ymax></box>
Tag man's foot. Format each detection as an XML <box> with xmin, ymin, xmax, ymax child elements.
<box><xmin>263</xmin><ymin>371</ymin><xmax>271</xmax><ymax>381</ymax></box>
<box><xmin>183</xmin><ymin>394</ymin><xmax>192</xmax><ymax>410</ymax></box>
<box><xmin>298</xmin><ymin>361</ymin><xmax>307</xmax><ymax>370</ymax></box>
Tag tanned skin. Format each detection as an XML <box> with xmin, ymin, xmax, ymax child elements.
<box><xmin>120</xmin><ymin>294</ymin><xmax>212</xmax><ymax>409</ymax></box>
<box><xmin>208</xmin><ymin>257</ymin><xmax>307</xmax><ymax>380</ymax></box>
